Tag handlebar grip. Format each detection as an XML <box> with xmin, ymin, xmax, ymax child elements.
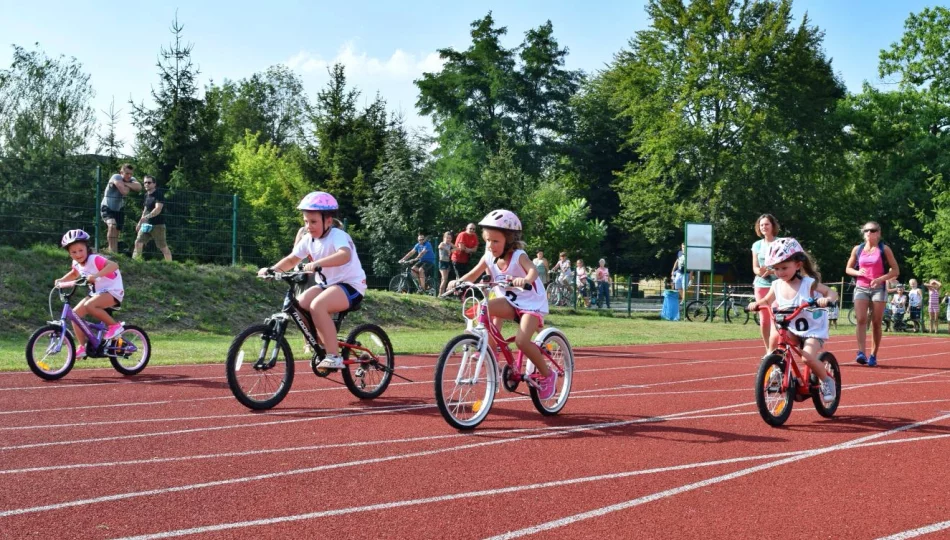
<box><xmin>524</xmin><ymin>284</ymin><xmax>533</xmax><ymax>291</ymax></box>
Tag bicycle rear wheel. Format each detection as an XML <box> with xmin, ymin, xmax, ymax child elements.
<box><xmin>107</xmin><ymin>324</ymin><xmax>151</xmax><ymax>376</ymax></box>
<box><xmin>810</xmin><ymin>351</ymin><xmax>841</xmax><ymax>418</ymax></box>
<box><xmin>684</xmin><ymin>300</ymin><xmax>709</xmax><ymax>322</ymax></box>
<box><xmin>226</xmin><ymin>324</ymin><xmax>294</xmax><ymax>410</ymax></box>
<box><xmin>341</xmin><ymin>324</ymin><xmax>394</xmax><ymax>399</ymax></box>
<box><xmin>26</xmin><ymin>325</ymin><xmax>76</xmax><ymax>380</ymax></box>
<box><xmin>755</xmin><ymin>353</ymin><xmax>794</xmax><ymax>427</ymax></box>
<box><xmin>530</xmin><ymin>330</ymin><xmax>574</xmax><ymax>415</ymax></box>
<box><xmin>434</xmin><ymin>334</ymin><xmax>496</xmax><ymax>430</ymax></box>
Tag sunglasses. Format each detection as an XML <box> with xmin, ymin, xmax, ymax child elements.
<box><xmin>863</xmin><ymin>228</ymin><xmax>879</xmax><ymax>233</ymax></box>
<box><xmin>144</xmin><ymin>181</ymin><xmax>154</xmax><ymax>185</ymax></box>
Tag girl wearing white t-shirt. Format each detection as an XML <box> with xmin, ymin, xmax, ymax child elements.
<box><xmin>258</xmin><ymin>192</ymin><xmax>367</xmax><ymax>371</ymax></box>
<box><xmin>55</xmin><ymin>229</ymin><xmax>125</xmax><ymax>358</ymax></box>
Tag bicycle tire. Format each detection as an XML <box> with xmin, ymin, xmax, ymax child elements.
<box><xmin>434</xmin><ymin>334</ymin><xmax>496</xmax><ymax>430</ymax></box>
<box><xmin>684</xmin><ymin>300</ymin><xmax>709</xmax><ymax>322</ymax></box>
<box><xmin>810</xmin><ymin>351</ymin><xmax>841</xmax><ymax>418</ymax></box>
<box><xmin>423</xmin><ymin>276</ymin><xmax>438</xmax><ymax>296</ymax></box>
<box><xmin>529</xmin><ymin>330</ymin><xmax>574</xmax><ymax>416</ymax></box>
<box><xmin>389</xmin><ymin>275</ymin><xmax>409</xmax><ymax>294</ymax></box>
<box><xmin>341</xmin><ymin>324</ymin><xmax>394</xmax><ymax>399</ymax></box>
<box><xmin>107</xmin><ymin>324</ymin><xmax>151</xmax><ymax>376</ymax></box>
<box><xmin>226</xmin><ymin>324</ymin><xmax>294</xmax><ymax>410</ymax></box>
<box><xmin>26</xmin><ymin>324</ymin><xmax>76</xmax><ymax>381</ymax></box>
<box><xmin>755</xmin><ymin>353</ymin><xmax>794</xmax><ymax>427</ymax></box>
<box><xmin>903</xmin><ymin>319</ymin><xmax>921</xmax><ymax>333</ymax></box>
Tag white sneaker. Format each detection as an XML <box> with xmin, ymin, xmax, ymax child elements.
<box><xmin>820</xmin><ymin>377</ymin><xmax>836</xmax><ymax>402</ymax></box>
<box><xmin>316</xmin><ymin>354</ymin><xmax>344</xmax><ymax>370</ymax></box>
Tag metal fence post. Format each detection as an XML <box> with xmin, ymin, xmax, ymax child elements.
<box><xmin>94</xmin><ymin>165</ymin><xmax>101</xmax><ymax>251</ymax></box>
<box><xmin>231</xmin><ymin>194</ymin><xmax>238</xmax><ymax>265</ymax></box>
<box><xmin>627</xmin><ymin>274</ymin><xmax>633</xmax><ymax>316</ymax></box>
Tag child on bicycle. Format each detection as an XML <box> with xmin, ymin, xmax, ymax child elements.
<box><xmin>746</xmin><ymin>238</ymin><xmax>838</xmax><ymax>402</ymax></box>
<box><xmin>257</xmin><ymin>191</ymin><xmax>367</xmax><ymax>370</ymax></box>
<box><xmin>575</xmin><ymin>259</ymin><xmax>591</xmax><ymax>307</ymax></box>
<box><xmin>54</xmin><ymin>229</ymin><xmax>125</xmax><ymax>357</ymax></box>
<box><xmin>448</xmin><ymin>209</ymin><xmax>557</xmax><ymax>399</ymax></box>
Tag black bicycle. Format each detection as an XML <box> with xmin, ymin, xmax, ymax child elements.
<box><xmin>226</xmin><ymin>269</ymin><xmax>401</xmax><ymax>410</ymax></box>
<box><xmin>389</xmin><ymin>261</ymin><xmax>437</xmax><ymax>296</ymax></box>
<box><xmin>685</xmin><ymin>285</ymin><xmax>756</xmax><ymax>323</ymax></box>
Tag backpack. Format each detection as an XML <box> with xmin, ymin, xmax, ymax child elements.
<box><xmin>852</xmin><ymin>241</ymin><xmax>891</xmax><ymax>274</ymax></box>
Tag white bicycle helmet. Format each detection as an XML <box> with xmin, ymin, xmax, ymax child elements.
<box><xmin>765</xmin><ymin>237</ymin><xmax>805</xmax><ymax>267</ymax></box>
<box><xmin>297</xmin><ymin>191</ymin><xmax>338</xmax><ymax>211</ymax></box>
<box><xmin>61</xmin><ymin>229</ymin><xmax>90</xmax><ymax>249</ymax></box>
<box><xmin>478</xmin><ymin>209</ymin><xmax>522</xmax><ymax>231</ymax></box>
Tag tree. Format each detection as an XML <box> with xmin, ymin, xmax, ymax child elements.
<box><xmin>211</xmin><ymin>65</ymin><xmax>307</xmax><ymax>149</ymax></box>
<box><xmin>610</xmin><ymin>0</ymin><xmax>851</xmax><ymax>276</ymax></box>
<box><xmin>97</xmin><ymin>98</ymin><xmax>125</xmax><ymax>172</ymax></box>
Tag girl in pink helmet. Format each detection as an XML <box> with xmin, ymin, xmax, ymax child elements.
<box><xmin>55</xmin><ymin>229</ymin><xmax>126</xmax><ymax>357</ymax></box>
<box><xmin>746</xmin><ymin>238</ymin><xmax>839</xmax><ymax>402</ymax></box>
<box><xmin>447</xmin><ymin>209</ymin><xmax>558</xmax><ymax>399</ymax></box>
<box><xmin>257</xmin><ymin>192</ymin><xmax>367</xmax><ymax>371</ymax></box>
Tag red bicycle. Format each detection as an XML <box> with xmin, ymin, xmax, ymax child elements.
<box><xmin>751</xmin><ymin>299</ymin><xmax>841</xmax><ymax>427</ymax></box>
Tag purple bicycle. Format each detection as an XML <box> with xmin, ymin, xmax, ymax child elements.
<box><xmin>25</xmin><ymin>277</ymin><xmax>151</xmax><ymax>380</ymax></box>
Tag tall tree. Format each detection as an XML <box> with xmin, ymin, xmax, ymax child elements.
<box><xmin>211</xmin><ymin>65</ymin><xmax>307</xmax><ymax>149</ymax></box>
<box><xmin>97</xmin><ymin>98</ymin><xmax>125</xmax><ymax>172</ymax></box>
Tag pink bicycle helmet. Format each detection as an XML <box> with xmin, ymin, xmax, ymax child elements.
<box><xmin>61</xmin><ymin>229</ymin><xmax>90</xmax><ymax>249</ymax></box>
<box><xmin>478</xmin><ymin>209</ymin><xmax>522</xmax><ymax>231</ymax></box>
<box><xmin>297</xmin><ymin>191</ymin><xmax>339</xmax><ymax>211</ymax></box>
<box><xmin>765</xmin><ymin>237</ymin><xmax>805</xmax><ymax>267</ymax></box>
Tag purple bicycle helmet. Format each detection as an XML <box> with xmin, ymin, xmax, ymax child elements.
<box><xmin>478</xmin><ymin>209</ymin><xmax>522</xmax><ymax>231</ymax></box>
<box><xmin>61</xmin><ymin>229</ymin><xmax>91</xmax><ymax>249</ymax></box>
<box><xmin>297</xmin><ymin>191</ymin><xmax>339</xmax><ymax>212</ymax></box>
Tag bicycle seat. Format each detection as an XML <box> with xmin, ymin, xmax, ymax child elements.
<box><xmin>105</xmin><ymin>305</ymin><xmax>122</xmax><ymax>316</ymax></box>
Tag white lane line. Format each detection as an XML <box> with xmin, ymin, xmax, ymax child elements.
<box><xmin>107</xmin><ymin>413</ymin><xmax>950</xmax><ymax>540</ymax></box>
<box><xmin>878</xmin><ymin>520</ymin><xmax>950</xmax><ymax>539</ymax></box>
<box><xmin>485</xmin><ymin>411</ymin><xmax>950</xmax><ymax>539</ymax></box>
<box><xmin>0</xmin><ymin>402</ymin><xmax>756</xmax><ymax>518</ymax></box>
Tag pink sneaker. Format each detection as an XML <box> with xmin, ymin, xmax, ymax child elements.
<box><xmin>538</xmin><ymin>369</ymin><xmax>558</xmax><ymax>400</ymax></box>
<box><xmin>104</xmin><ymin>323</ymin><xmax>124</xmax><ymax>341</ymax></box>
<box><xmin>76</xmin><ymin>344</ymin><xmax>87</xmax><ymax>358</ymax></box>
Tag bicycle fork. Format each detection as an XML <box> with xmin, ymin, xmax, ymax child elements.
<box><xmin>456</xmin><ymin>338</ymin><xmax>491</xmax><ymax>386</ymax></box>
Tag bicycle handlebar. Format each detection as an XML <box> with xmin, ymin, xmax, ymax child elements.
<box><xmin>746</xmin><ymin>298</ymin><xmax>838</xmax><ymax>314</ymax></box>
<box><xmin>56</xmin><ymin>276</ymin><xmax>89</xmax><ymax>289</ymax></box>
<box><xmin>440</xmin><ymin>278</ymin><xmax>534</xmax><ymax>298</ymax></box>
<box><xmin>260</xmin><ymin>267</ymin><xmax>328</xmax><ymax>285</ymax></box>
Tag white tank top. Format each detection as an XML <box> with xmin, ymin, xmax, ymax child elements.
<box><xmin>72</xmin><ymin>254</ymin><xmax>125</xmax><ymax>302</ymax></box>
<box><xmin>772</xmin><ymin>275</ymin><xmax>828</xmax><ymax>340</ymax></box>
<box><xmin>483</xmin><ymin>249</ymin><xmax>548</xmax><ymax>314</ymax></box>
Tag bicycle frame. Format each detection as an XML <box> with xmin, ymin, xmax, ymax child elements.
<box><xmin>766</xmin><ymin>303</ymin><xmax>821</xmax><ymax>399</ymax></box>
<box><xmin>48</xmin><ymin>281</ymin><xmax>135</xmax><ymax>358</ymax></box>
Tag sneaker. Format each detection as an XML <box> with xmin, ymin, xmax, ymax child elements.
<box><xmin>868</xmin><ymin>354</ymin><xmax>877</xmax><ymax>367</ymax></box>
<box><xmin>316</xmin><ymin>354</ymin><xmax>345</xmax><ymax>370</ymax></box>
<box><xmin>767</xmin><ymin>368</ymin><xmax>782</xmax><ymax>392</ymax></box>
<box><xmin>76</xmin><ymin>344</ymin><xmax>87</xmax><ymax>358</ymax></box>
<box><xmin>855</xmin><ymin>351</ymin><xmax>867</xmax><ymax>365</ymax></box>
<box><xmin>104</xmin><ymin>323</ymin><xmax>124</xmax><ymax>341</ymax></box>
<box><xmin>537</xmin><ymin>369</ymin><xmax>558</xmax><ymax>400</ymax></box>
<box><xmin>820</xmin><ymin>377</ymin><xmax>836</xmax><ymax>402</ymax></box>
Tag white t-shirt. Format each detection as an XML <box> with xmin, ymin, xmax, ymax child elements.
<box><xmin>483</xmin><ymin>249</ymin><xmax>548</xmax><ymax>314</ymax></box>
<box><xmin>771</xmin><ymin>276</ymin><xmax>828</xmax><ymax>340</ymax></box>
<box><xmin>72</xmin><ymin>254</ymin><xmax>124</xmax><ymax>302</ymax></box>
<box><xmin>291</xmin><ymin>228</ymin><xmax>367</xmax><ymax>294</ymax></box>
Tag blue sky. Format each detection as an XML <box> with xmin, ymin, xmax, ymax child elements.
<box><xmin>0</xmin><ymin>0</ymin><xmax>937</xmax><ymax>153</ymax></box>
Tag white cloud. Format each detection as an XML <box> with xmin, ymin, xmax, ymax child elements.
<box><xmin>284</xmin><ymin>41</ymin><xmax>444</xmax><ymax>80</ymax></box>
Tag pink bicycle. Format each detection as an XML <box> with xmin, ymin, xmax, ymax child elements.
<box><xmin>434</xmin><ymin>279</ymin><xmax>574</xmax><ymax>430</ymax></box>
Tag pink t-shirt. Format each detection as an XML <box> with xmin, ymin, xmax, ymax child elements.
<box><xmin>595</xmin><ymin>267</ymin><xmax>610</xmax><ymax>282</ymax></box>
<box><xmin>857</xmin><ymin>246</ymin><xmax>884</xmax><ymax>288</ymax></box>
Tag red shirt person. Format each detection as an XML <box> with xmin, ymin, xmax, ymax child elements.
<box><xmin>451</xmin><ymin>223</ymin><xmax>479</xmax><ymax>274</ymax></box>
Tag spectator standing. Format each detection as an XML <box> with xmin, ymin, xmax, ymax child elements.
<box><xmin>907</xmin><ymin>279</ymin><xmax>922</xmax><ymax>323</ymax></box>
<box><xmin>927</xmin><ymin>279</ymin><xmax>943</xmax><ymax>333</ymax></box>
<box><xmin>533</xmin><ymin>251</ymin><xmax>550</xmax><ymax>286</ymax></box>
<box><xmin>132</xmin><ymin>176</ymin><xmax>172</xmax><ymax>261</ymax></box>
<box><xmin>451</xmin><ymin>223</ymin><xmax>479</xmax><ymax>276</ymax></box>
<box><xmin>438</xmin><ymin>231</ymin><xmax>454</xmax><ymax>296</ymax></box>
<box><xmin>100</xmin><ymin>164</ymin><xmax>142</xmax><ymax>253</ymax></box>
<box><xmin>751</xmin><ymin>214</ymin><xmax>779</xmax><ymax>353</ymax></box>
<box><xmin>595</xmin><ymin>259</ymin><xmax>611</xmax><ymax>308</ymax></box>
<box><xmin>845</xmin><ymin>221</ymin><xmax>899</xmax><ymax>367</ymax></box>
<box><xmin>671</xmin><ymin>243</ymin><xmax>693</xmax><ymax>305</ymax></box>
<box><xmin>575</xmin><ymin>259</ymin><xmax>590</xmax><ymax>307</ymax></box>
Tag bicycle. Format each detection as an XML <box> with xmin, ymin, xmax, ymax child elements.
<box><xmin>226</xmin><ymin>269</ymin><xmax>400</xmax><ymax>410</ymax></box>
<box><xmin>25</xmin><ymin>277</ymin><xmax>151</xmax><ymax>380</ymax></box>
<box><xmin>545</xmin><ymin>270</ymin><xmax>572</xmax><ymax>307</ymax></box>
<box><xmin>685</xmin><ymin>285</ymin><xmax>752</xmax><ymax>323</ymax></box>
<box><xmin>883</xmin><ymin>309</ymin><xmax>920</xmax><ymax>333</ymax></box>
<box><xmin>750</xmin><ymin>299</ymin><xmax>841</xmax><ymax>427</ymax></box>
<box><xmin>434</xmin><ymin>279</ymin><xmax>575</xmax><ymax>430</ymax></box>
<box><xmin>389</xmin><ymin>261</ymin><xmax>436</xmax><ymax>296</ymax></box>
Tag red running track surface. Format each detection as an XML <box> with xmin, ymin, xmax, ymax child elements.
<box><xmin>1</xmin><ymin>334</ymin><xmax>949</xmax><ymax>539</ymax></box>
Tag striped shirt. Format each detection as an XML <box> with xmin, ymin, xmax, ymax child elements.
<box><xmin>929</xmin><ymin>287</ymin><xmax>940</xmax><ymax>311</ymax></box>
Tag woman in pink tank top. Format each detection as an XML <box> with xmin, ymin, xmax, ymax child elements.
<box><xmin>845</xmin><ymin>221</ymin><xmax>899</xmax><ymax>367</ymax></box>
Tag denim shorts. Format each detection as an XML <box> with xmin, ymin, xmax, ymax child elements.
<box><xmin>854</xmin><ymin>285</ymin><xmax>887</xmax><ymax>303</ymax></box>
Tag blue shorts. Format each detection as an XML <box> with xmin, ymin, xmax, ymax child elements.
<box><xmin>673</xmin><ymin>273</ymin><xmax>691</xmax><ymax>290</ymax></box>
<box><xmin>334</xmin><ymin>283</ymin><xmax>364</xmax><ymax>310</ymax></box>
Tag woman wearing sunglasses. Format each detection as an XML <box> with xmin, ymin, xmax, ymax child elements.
<box><xmin>845</xmin><ymin>221</ymin><xmax>899</xmax><ymax>367</ymax></box>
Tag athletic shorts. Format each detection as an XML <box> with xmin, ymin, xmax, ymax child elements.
<box><xmin>100</xmin><ymin>206</ymin><xmax>124</xmax><ymax>230</ymax></box>
<box><xmin>439</xmin><ymin>260</ymin><xmax>451</xmax><ymax>271</ymax></box>
<box><xmin>854</xmin><ymin>285</ymin><xmax>886</xmax><ymax>303</ymax></box>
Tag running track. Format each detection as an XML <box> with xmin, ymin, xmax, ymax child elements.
<box><xmin>2</xmin><ymin>335</ymin><xmax>949</xmax><ymax>539</ymax></box>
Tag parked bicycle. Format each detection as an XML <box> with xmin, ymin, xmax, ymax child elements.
<box><xmin>435</xmin><ymin>279</ymin><xmax>574</xmax><ymax>430</ymax></box>
<box><xmin>546</xmin><ymin>269</ymin><xmax>572</xmax><ymax>307</ymax></box>
<box><xmin>750</xmin><ymin>299</ymin><xmax>841</xmax><ymax>427</ymax></box>
<box><xmin>685</xmin><ymin>285</ymin><xmax>754</xmax><ymax>323</ymax></box>
<box><xmin>226</xmin><ymin>269</ymin><xmax>400</xmax><ymax>410</ymax></box>
<box><xmin>389</xmin><ymin>261</ymin><xmax>436</xmax><ymax>296</ymax></box>
<box><xmin>26</xmin><ymin>277</ymin><xmax>151</xmax><ymax>380</ymax></box>
<box><xmin>883</xmin><ymin>309</ymin><xmax>920</xmax><ymax>333</ymax></box>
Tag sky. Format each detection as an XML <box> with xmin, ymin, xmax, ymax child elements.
<box><xmin>0</xmin><ymin>0</ymin><xmax>938</xmax><ymax>154</ymax></box>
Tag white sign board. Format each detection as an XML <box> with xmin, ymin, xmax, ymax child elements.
<box><xmin>685</xmin><ymin>223</ymin><xmax>714</xmax><ymax>272</ymax></box>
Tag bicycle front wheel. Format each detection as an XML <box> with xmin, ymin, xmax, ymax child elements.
<box><xmin>107</xmin><ymin>324</ymin><xmax>151</xmax><ymax>376</ymax></box>
<box><xmin>226</xmin><ymin>324</ymin><xmax>294</xmax><ymax>410</ymax></box>
<box><xmin>684</xmin><ymin>301</ymin><xmax>709</xmax><ymax>322</ymax></box>
<box><xmin>434</xmin><ymin>334</ymin><xmax>497</xmax><ymax>430</ymax></box>
<box><xmin>26</xmin><ymin>325</ymin><xmax>76</xmax><ymax>380</ymax></box>
<box><xmin>341</xmin><ymin>324</ymin><xmax>395</xmax><ymax>399</ymax></box>
<box><xmin>389</xmin><ymin>275</ymin><xmax>408</xmax><ymax>293</ymax></box>
<box><xmin>530</xmin><ymin>330</ymin><xmax>574</xmax><ymax>415</ymax></box>
<box><xmin>810</xmin><ymin>351</ymin><xmax>841</xmax><ymax>418</ymax></box>
<box><xmin>755</xmin><ymin>353</ymin><xmax>794</xmax><ymax>427</ymax></box>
